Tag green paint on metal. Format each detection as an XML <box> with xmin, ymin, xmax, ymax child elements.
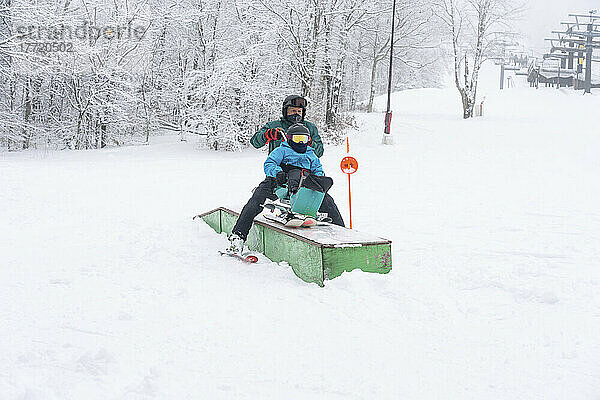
<box><xmin>201</xmin><ymin>211</ymin><xmax>222</xmax><ymax>233</ymax></box>
<box><xmin>323</xmin><ymin>244</ymin><xmax>392</xmax><ymax>280</ymax></box>
<box><xmin>220</xmin><ymin>210</ymin><xmax>237</xmax><ymax>236</ymax></box>
<box><xmin>246</xmin><ymin>224</ymin><xmax>264</xmax><ymax>254</ymax></box>
<box><xmin>264</xmin><ymin>227</ymin><xmax>324</xmax><ymax>286</ymax></box>
<box><xmin>213</xmin><ymin>209</ymin><xmax>264</xmax><ymax>253</ymax></box>
<box><xmin>195</xmin><ymin>207</ymin><xmax>392</xmax><ymax>287</ymax></box>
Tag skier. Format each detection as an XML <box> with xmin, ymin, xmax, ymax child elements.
<box><xmin>250</xmin><ymin>94</ymin><xmax>324</xmax><ymax>157</ymax></box>
<box><xmin>263</xmin><ymin>122</ymin><xmax>326</xmax><ymax>191</ymax></box>
<box><xmin>227</xmin><ymin>96</ymin><xmax>345</xmax><ymax>254</ymax></box>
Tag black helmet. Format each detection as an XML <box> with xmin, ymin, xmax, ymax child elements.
<box><xmin>285</xmin><ymin>123</ymin><xmax>310</xmax><ymax>141</ymax></box>
<box><xmin>282</xmin><ymin>95</ymin><xmax>307</xmax><ymax>121</ymax></box>
<box><xmin>286</xmin><ymin>123</ymin><xmax>310</xmax><ymax>154</ymax></box>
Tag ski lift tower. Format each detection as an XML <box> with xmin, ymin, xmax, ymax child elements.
<box><xmin>545</xmin><ymin>11</ymin><xmax>600</xmax><ymax>93</ymax></box>
<box><xmin>491</xmin><ymin>36</ymin><xmax>521</xmax><ymax>90</ymax></box>
<box><xmin>580</xmin><ymin>10</ymin><xmax>599</xmax><ymax>93</ymax></box>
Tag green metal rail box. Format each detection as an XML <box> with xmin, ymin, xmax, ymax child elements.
<box><xmin>195</xmin><ymin>207</ymin><xmax>392</xmax><ymax>286</ymax></box>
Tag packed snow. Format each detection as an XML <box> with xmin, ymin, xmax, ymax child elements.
<box><xmin>2</xmin><ymin>69</ymin><xmax>600</xmax><ymax>399</ymax></box>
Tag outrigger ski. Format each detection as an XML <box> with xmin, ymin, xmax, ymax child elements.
<box><xmin>219</xmin><ymin>250</ymin><xmax>259</xmax><ymax>263</ymax></box>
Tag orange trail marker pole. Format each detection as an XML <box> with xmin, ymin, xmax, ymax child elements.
<box><xmin>347</xmin><ymin>173</ymin><xmax>353</xmax><ymax>229</ymax></box>
<box><xmin>340</xmin><ymin>155</ymin><xmax>358</xmax><ymax>230</ymax></box>
<box><xmin>346</xmin><ymin>138</ymin><xmax>352</xmax><ymax>229</ymax></box>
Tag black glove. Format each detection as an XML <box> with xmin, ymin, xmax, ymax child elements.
<box><xmin>265</xmin><ymin>128</ymin><xmax>284</xmax><ymax>142</ymax></box>
<box><xmin>275</xmin><ymin>171</ymin><xmax>287</xmax><ymax>187</ymax></box>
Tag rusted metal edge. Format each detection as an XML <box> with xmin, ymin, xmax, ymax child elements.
<box><xmin>321</xmin><ymin>240</ymin><xmax>392</xmax><ymax>248</ymax></box>
<box><xmin>194</xmin><ymin>207</ymin><xmax>324</xmax><ymax>247</ymax></box>
<box><xmin>193</xmin><ymin>207</ymin><xmax>392</xmax><ymax>248</ymax></box>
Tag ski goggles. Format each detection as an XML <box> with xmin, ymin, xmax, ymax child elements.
<box><xmin>290</xmin><ymin>134</ymin><xmax>310</xmax><ymax>144</ymax></box>
<box><xmin>289</xmin><ymin>97</ymin><xmax>307</xmax><ymax>107</ymax></box>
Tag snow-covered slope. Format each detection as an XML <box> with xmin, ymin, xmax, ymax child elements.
<box><xmin>2</xmin><ymin>76</ymin><xmax>600</xmax><ymax>399</ymax></box>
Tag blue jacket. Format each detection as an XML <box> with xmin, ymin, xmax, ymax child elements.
<box><xmin>264</xmin><ymin>142</ymin><xmax>325</xmax><ymax>177</ymax></box>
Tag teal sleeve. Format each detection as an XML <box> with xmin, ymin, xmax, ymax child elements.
<box><xmin>250</xmin><ymin>123</ymin><xmax>271</xmax><ymax>149</ymax></box>
<box><xmin>306</xmin><ymin>122</ymin><xmax>324</xmax><ymax>157</ymax></box>
<box><xmin>312</xmin><ymin>137</ymin><xmax>324</xmax><ymax>158</ymax></box>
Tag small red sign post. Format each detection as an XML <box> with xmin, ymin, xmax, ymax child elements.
<box><xmin>340</xmin><ymin>155</ymin><xmax>358</xmax><ymax>229</ymax></box>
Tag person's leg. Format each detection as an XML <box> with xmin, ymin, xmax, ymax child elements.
<box><xmin>319</xmin><ymin>194</ymin><xmax>345</xmax><ymax>227</ymax></box>
<box><xmin>286</xmin><ymin>169</ymin><xmax>302</xmax><ymax>194</ymax></box>
<box><xmin>232</xmin><ymin>177</ymin><xmax>276</xmax><ymax>240</ymax></box>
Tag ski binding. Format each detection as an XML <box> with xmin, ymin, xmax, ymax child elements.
<box><xmin>262</xmin><ymin>199</ymin><xmax>328</xmax><ymax>227</ymax></box>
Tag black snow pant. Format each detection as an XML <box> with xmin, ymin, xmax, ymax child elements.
<box><xmin>231</xmin><ymin>176</ymin><xmax>345</xmax><ymax>240</ymax></box>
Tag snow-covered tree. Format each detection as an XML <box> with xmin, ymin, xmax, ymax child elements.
<box><xmin>0</xmin><ymin>0</ymin><xmax>449</xmax><ymax>152</ymax></box>
<box><xmin>436</xmin><ymin>0</ymin><xmax>521</xmax><ymax>118</ymax></box>
<box><xmin>359</xmin><ymin>0</ymin><xmax>439</xmax><ymax>113</ymax></box>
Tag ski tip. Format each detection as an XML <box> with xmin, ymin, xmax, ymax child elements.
<box><xmin>219</xmin><ymin>250</ymin><xmax>259</xmax><ymax>263</ymax></box>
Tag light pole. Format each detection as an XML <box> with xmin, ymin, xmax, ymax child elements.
<box><xmin>382</xmin><ymin>0</ymin><xmax>396</xmax><ymax>145</ymax></box>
